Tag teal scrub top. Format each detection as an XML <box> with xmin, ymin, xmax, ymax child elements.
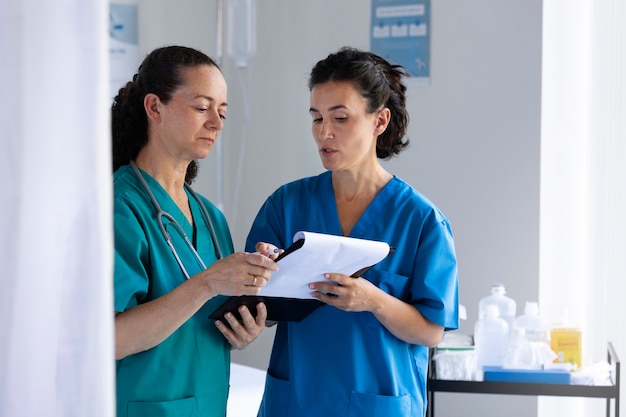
<box><xmin>246</xmin><ymin>172</ymin><xmax>459</xmax><ymax>417</ymax></box>
<box><xmin>114</xmin><ymin>165</ymin><xmax>234</xmax><ymax>417</ymax></box>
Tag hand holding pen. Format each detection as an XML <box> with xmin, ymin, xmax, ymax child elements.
<box><xmin>254</xmin><ymin>242</ymin><xmax>284</xmax><ymax>260</ymax></box>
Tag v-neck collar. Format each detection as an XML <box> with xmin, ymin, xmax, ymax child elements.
<box><xmin>323</xmin><ymin>171</ymin><xmax>398</xmax><ymax>238</ymax></box>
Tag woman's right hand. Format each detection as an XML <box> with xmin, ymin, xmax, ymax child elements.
<box><xmin>115</xmin><ymin>252</ymin><xmax>277</xmax><ymax>360</ymax></box>
<box><xmin>254</xmin><ymin>241</ymin><xmax>284</xmax><ymax>260</ymax></box>
<box><xmin>197</xmin><ymin>251</ymin><xmax>278</xmax><ymax>297</ymax></box>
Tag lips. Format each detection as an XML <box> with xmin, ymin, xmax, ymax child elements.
<box><xmin>321</xmin><ymin>147</ymin><xmax>337</xmax><ymax>156</ymax></box>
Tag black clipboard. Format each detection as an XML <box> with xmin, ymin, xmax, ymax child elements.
<box><xmin>208</xmin><ymin>295</ymin><xmax>324</xmax><ymax>323</ymax></box>
<box><xmin>208</xmin><ymin>238</ymin><xmax>391</xmax><ymax>323</ymax></box>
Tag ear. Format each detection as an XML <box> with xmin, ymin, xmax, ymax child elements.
<box><xmin>144</xmin><ymin>93</ymin><xmax>162</xmax><ymax>124</ymax></box>
<box><xmin>374</xmin><ymin>107</ymin><xmax>391</xmax><ymax>136</ymax></box>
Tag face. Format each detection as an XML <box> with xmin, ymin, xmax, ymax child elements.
<box><xmin>309</xmin><ymin>81</ymin><xmax>388</xmax><ymax>173</ymax></box>
<box><xmin>148</xmin><ymin>65</ymin><xmax>228</xmax><ymax>162</ymax></box>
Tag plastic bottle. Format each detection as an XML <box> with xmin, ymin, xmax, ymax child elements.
<box><xmin>478</xmin><ymin>283</ymin><xmax>516</xmax><ymax>332</ymax></box>
<box><xmin>514</xmin><ymin>301</ymin><xmax>549</xmax><ymax>343</ymax></box>
<box><xmin>227</xmin><ymin>0</ymin><xmax>257</xmax><ymax>68</ymax></box>
<box><xmin>474</xmin><ymin>304</ymin><xmax>509</xmax><ymax>376</ymax></box>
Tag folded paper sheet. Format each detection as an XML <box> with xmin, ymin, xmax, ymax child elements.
<box><xmin>259</xmin><ymin>231</ymin><xmax>391</xmax><ymax>299</ymax></box>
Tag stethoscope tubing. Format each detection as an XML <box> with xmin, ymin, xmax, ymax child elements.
<box><xmin>129</xmin><ymin>160</ymin><xmax>223</xmax><ymax>279</ymax></box>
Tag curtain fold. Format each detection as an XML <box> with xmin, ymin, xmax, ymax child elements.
<box><xmin>0</xmin><ymin>1</ymin><xmax>114</xmax><ymax>416</ymax></box>
<box><xmin>540</xmin><ymin>0</ymin><xmax>626</xmax><ymax>416</ymax></box>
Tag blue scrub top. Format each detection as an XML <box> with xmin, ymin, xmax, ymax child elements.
<box><xmin>246</xmin><ymin>171</ymin><xmax>459</xmax><ymax>417</ymax></box>
<box><xmin>114</xmin><ymin>165</ymin><xmax>234</xmax><ymax>417</ymax></box>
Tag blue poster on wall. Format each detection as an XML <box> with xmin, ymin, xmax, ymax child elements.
<box><xmin>370</xmin><ymin>0</ymin><xmax>431</xmax><ymax>85</ymax></box>
<box><xmin>109</xmin><ymin>2</ymin><xmax>139</xmax><ymax>99</ymax></box>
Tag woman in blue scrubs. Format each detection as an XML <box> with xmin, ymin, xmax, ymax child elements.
<box><xmin>246</xmin><ymin>47</ymin><xmax>459</xmax><ymax>417</ymax></box>
<box><xmin>112</xmin><ymin>46</ymin><xmax>279</xmax><ymax>417</ymax></box>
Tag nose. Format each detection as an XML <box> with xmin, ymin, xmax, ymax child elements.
<box><xmin>318</xmin><ymin>119</ymin><xmax>333</xmax><ymax>140</ymax></box>
<box><xmin>206</xmin><ymin>109</ymin><xmax>224</xmax><ymax>130</ymax></box>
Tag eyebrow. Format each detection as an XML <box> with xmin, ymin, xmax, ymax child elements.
<box><xmin>196</xmin><ymin>95</ymin><xmax>228</xmax><ymax>108</ymax></box>
<box><xmin>309</xmin><ymin>104</ymin><xmax>347</xmax><ymax>113</ymax></box>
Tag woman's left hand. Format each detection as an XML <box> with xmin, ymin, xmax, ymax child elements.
<box><xmin>310</xmin><ymin>273</ymin><xmax>445</xmax><ymax>347</ymax></box>
<box><xmin>214</xmin><ymin>302</ymin><xmax>267</xmax><ymax>349</ymax></box>
<box><xmin>309</xmin><ymin>273</ymin><xmax>379</xmax><ymax>312</ymax></box>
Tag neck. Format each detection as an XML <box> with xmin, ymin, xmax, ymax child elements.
<box><xmin>134</xmin><ymin>152</ymin><xmax>189</xmax><ymax>196</ymax></box>
<box><xmin>332</xmin><ymin>165</ymin><xmax>392</xmax><ymax>202</ymax></box>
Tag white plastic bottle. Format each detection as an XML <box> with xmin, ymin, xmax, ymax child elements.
<box><xmin>478</xmin><ymin>283</ymin><xmax>516</xmax><ymax>332</ymax></box>
<box><xmin>514</xmin><ymin>301</ymin><xmax>549</xmax><ymax>343</ymax></box>
<box><xmin>474</xmin><ymin>304</ymin><xmax>509</xmax><ymax>377</ymax></box>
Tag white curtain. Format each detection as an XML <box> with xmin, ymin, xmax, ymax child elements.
<box><xmin>540</xmin><ymin>0</ymin><xmax>626</xmax><ymax>416</ymax></box>
<box><xmin>0</xmin><ymin>1</ymin><xmax>114</xmax><ymax>416</ymax></box>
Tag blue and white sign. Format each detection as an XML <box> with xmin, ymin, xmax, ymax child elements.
<box><xmin>370</xmin><ymin>0</ymin><xmax>431</xmax><ymax>85</ymax></box>
<box><xmin>109</xmin><ymin>2</ymin><xmax>139</xmax><ymax>99</ymax></box>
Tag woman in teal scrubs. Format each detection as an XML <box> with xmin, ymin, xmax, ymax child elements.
<box><xmin>112</xmin><ymin>46</ymin><xmax>279</xmax><ymax>417</ymax></box>
<box><xmin>246</xmin><ymin>47</ymin><xmax>459</xmax><ymax>417</ymax></box>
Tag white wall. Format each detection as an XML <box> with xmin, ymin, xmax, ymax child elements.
<box><xmin>138</xmin><ymin>1</ymin><xmax>543</xmax><ymax>416</ymax></box>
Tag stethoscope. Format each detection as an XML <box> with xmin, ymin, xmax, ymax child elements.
<box><xmin>130</xmin><ymin>160</ymin><xmax>223</xmax><ymax>279</ymax></box>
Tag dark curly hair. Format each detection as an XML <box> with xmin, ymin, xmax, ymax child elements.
<box><xmin>111</xmin><ymin>45</ymin><xmax>220</xmax><ymax>183</ymax></box>
<box><xmin>308</xmin><ymin>47</ymin><xmax>410</xmax><ymax>159</ymax></box>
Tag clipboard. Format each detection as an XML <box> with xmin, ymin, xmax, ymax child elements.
<box><xmin>208</xmin><ymin>231</ymin><xmax>393</xmax><ymax>323</ymax></box>
<box><xmin>208</xmin><ymin>295</ymin><xmax>324</xmax><ymax>323</ymax></box>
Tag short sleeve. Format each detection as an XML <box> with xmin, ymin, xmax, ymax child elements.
<box><xmin>245</xmin><ymin>191</ymin><xmax>287</xmax><ymax>253</ymax></box>
<box><xmin>412</xmin><ymin>214</ymin><xmax>459</xmax><ymax>331</ymax></box>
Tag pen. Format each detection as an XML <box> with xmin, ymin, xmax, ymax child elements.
<box><xmin>255</xmin><ymin>248</ymin><xmax>282</xmax><ymax>255</ymax></box>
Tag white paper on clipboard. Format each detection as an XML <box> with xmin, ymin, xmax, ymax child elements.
<box><xmin>259</xmin><ymin>231</ymin><xmax>391</xmax><ymax>299</ymax></box>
